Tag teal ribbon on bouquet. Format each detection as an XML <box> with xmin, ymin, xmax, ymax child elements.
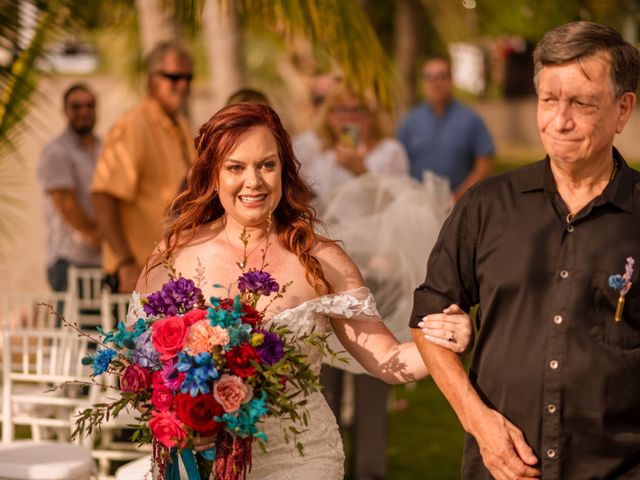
<box><xmin>167</xmin><ymin>449</ymin><xmax>202</xmax><ymax>480</ymax></box>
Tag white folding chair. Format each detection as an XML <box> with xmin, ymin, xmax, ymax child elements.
<box><xmin>0</xmin><ymin>291</ymin><xmax>73</xmax><ymax>330</ymax></box>
<box><xmin>68</xmin><ymin>266</ymin><xmax>106</xmax><ymax>333</ymax></box>
<box><xmin>114</xmin><ymin>454</ymin><xmax>152</xmax><ymax>480</ymax></box>
<box><xmin>100</xmin><ymin>290</ymin><xmax>131</xmax><ymax>332</ymax></box>
<box><xmin>0</xmin><ymin>329</ymin><xmax>95</xmax><ymax>479</ymax></box>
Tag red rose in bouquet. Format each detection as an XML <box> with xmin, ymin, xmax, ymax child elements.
<box><xmin>226</xmin><ymin>344</ymin><xmax>260</xmax><ymax>378</ymax></box>
<box><xmin>219</xmin><ymin>298</ymin><xmax>262</xmax><ymax>326</ymax></box>
<box><xmin>152</xmin><ymin>316</ymin><xmax>188</xmax><ymax>360</ymax></box>
<box><xmin>121</xmin><ymin>364</ymin><xmax>152</xmax><ymax>393</ymax></box>
<box><xmin>174</xmin><ymin>392</ymin><xmax>224</xmax><ymax>434</ymax></box>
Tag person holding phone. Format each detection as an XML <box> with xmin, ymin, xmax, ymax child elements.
<box><xmin>294</xmin><ymin>84</ymin><xmax>409</xmax><ymax>206</ymax></box>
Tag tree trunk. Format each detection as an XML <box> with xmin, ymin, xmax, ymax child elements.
<box><xmin>135</xmin><ymin>0</ymin><xmax>179</xmax><ymax>55</ymax></box>
<box><xmin>394</xmin><ymin>0</ymin><xmax>420</xmax><ymax>111</ymax></box>
<box><xmin>202</xmin><ymin>0</ymin><xmax>245</xmax><ymax>111</ymax></box>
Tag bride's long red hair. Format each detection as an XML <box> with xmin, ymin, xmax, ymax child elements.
<box><xmin>155</xmin><ymin>102</ymin><xmax>332</xmax><ymax>293</ymax></box>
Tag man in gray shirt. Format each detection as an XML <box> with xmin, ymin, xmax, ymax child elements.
<box><xmin>37</xmin><ymin>83</ymin><xmax>102</xmax><ymax>291</ymax></box>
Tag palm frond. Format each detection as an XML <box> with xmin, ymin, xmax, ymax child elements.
<box><xmin>164</xmin><ymin>0</ymin><xmax>396</xmax><ymax>109</ymax></box>
<box><xmin>0</xmin><ymin>1</ymin><xmax>68</xmax><ymax>156</ymax></box>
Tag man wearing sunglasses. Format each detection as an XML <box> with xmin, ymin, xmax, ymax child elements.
<box><xmin>397</xmin><ymin>55</ymin><xmax>495</xmax><ymax>201</ymax></box>
<box><xmin>37</xmin><ymin>83</ymin><xmax>102</xmax><ymax>292</ymax></box>
<box><xmin>92</xmin><ymin>40</ymin><xmax>195</xmax><ymax>293</ymax></box>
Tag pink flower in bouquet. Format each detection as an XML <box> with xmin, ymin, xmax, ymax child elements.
<box><xmin>185</xmin><ymin>322</ymin><xmax>230</xmax><ymax>355</ymax></box>
<box><xmin>213</xmin><ymin>374</ymin><xmax>254</xmax><ymax>413</ymax></box>
<box><xmin>121</xmin><ymin>364</ymin><xmax>152</xmax><ymax>393</ymax></box>
<box><xmin>152</xmin><ymin>316</ymin><xmax>188</xmax><ymax>360</ymax></box>
<box><xmin>183</xmin><ymin>308</ymin><xmax>208</xmax><ymax>326</ymax></box>
<box><xmin>151</xmin><ymin>385</ymin><xmax>174</xmax><ymax>412</ymax></box>
<box><xmin>149</xmin><ymin>410</ymin><xmax>188</xmax><ymax>449</ymax></box>
<box><xmin>153</xmin><ymin>360</ymin><xmax>185</xmax><ymax>392</ymax></box>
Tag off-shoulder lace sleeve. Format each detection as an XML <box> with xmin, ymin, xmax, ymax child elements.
<box><xmin>310</xmin><ymin>286</ymin><xmax>381</xmax><ymax>321</ymax></box>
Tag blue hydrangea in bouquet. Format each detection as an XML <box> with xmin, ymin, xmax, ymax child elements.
<box><xmin>74</xmin><ymin>235</ymin><xmax>329</xmax><ymax>480</ymax></box>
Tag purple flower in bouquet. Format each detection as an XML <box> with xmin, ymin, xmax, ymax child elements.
<box><xmin>131</xmin><ymin>330</ymin><xmax>160</xmax><ymax>368</ymax></box>
<box><xmin>237</xmin><ymin>270</ymin><xmax>279</xmax><ymax>296</ymax></box>
<box><xmin>161</xmin><ymin>360</ymin><xmax>184</xmax><ymax>393</ymax></box>
<box><xmin>254</xmin><ymin>329</ymin><xmax>284</xmax><ymax>365</ymax></box>
<box><xmin>144</xmin><ymin>277</ymin><xmax>202</xmax><ymax>316</ymax></box>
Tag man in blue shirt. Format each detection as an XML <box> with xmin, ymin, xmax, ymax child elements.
<box><xmin>397</xmin><ymin>56</ymin><xmax>495</xmax><ymax>200</ymax></box>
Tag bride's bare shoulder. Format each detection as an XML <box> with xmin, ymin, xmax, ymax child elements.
<box><xmin>311</xmin><ymin>238</ymin><xmax>364</xmax><ymax>292</ymax></box>
<box><xmin>136</xmin><ymin>221</ymin><xmax>223</xmax><ymax>293</ymax></box>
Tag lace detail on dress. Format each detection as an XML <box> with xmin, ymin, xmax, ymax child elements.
<box><xmin>309</xmin><ymin>287</ymin><xmax>380</xmax><ymax>319</ymax></box>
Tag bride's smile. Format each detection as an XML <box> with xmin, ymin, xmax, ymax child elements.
<box><xmin>218</xmin><ymin>126</ymin><xmax>283</xmax><ymax>228</ymax></box>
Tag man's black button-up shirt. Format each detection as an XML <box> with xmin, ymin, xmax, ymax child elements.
<box><xmin>411</xmin><ymin>150</ymin><xmax>640</xmax><ymax>479</ymax></box>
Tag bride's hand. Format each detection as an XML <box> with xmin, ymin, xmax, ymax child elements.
<box><xmin>418</xmin><ymin>304</ymin><xmax>474</xmax><ymax>354</ymax></box>
<box><xmin>192</xmin><ymin>434</ymin><xmax>216</xmax><ymax>452</ymax></box>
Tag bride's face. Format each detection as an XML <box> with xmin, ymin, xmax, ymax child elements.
<box><xmin>217</xmin><ymin>126</ymin><xmax>283</xmax><ymax>228</ymax></box>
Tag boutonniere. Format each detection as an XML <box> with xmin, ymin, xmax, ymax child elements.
<box><xmin>608</xmin><ymin>256</ymin><xmax>635</xmax><ymax>322</ymax></box>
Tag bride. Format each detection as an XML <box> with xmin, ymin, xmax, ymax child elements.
<box><xmin>135</xmin><ymin>102</ymin><xmax>472</xmax><ymax>479</ymax></box>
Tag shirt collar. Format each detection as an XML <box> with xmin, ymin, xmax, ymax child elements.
<box><xmin>517</xmin><ymin>148</ymin><xmax>636</xmax><ymax>214</ymax></box>
<box><xmin>63</xmin><ymin>125</ymin><xmax>100</xmax><ymax>149</ymax></box>
<box><xmin>143</xmin><ymin>95</ymin><xmax>180</xmax><ymax>131</ymax></box>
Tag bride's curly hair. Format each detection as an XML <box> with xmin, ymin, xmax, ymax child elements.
<box><xmin>154</xmin><ymin>102</ymin><xmax>333</xmax><ymax>293</ymax></box>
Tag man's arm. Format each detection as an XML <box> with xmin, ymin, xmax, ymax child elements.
<box><xmin>411</xmin><ymin>329</ymin><xmax>540</xmax><ymax>479</ymax></box>
<box><xmin>49</xmin><ymin>189</ymin><xmax>100</xmax><ymax>247</ymax></box>
<box><xmin>453</xmin><ymin>154</ymin><xmax>493</xmax><ymax>201</ymax></box>
<box><xmin>91</xmin><ymin>192</ymin><xmax>140</xmax><ymax>291</ymax></box>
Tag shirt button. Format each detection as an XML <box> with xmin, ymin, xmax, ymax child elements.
<box><xmin>553</xmin><ymin>315</ymin><xmax>563</xmax><ymax>324</ymax></box>
<box><xmin>549</xmin><ymin>360</ymin><xmax>559</xmax><ymax>369</ymax></box>
<box><xmin>560</xmin><ymin>270</ymin><xmax>569</xmax><ymax>279</ymax></box>
<box><xmin>567</xmin><ymin>225</ymin><xmax>575</xmax><ymax>233</ymax></box>
<box><xmin>547</xmin><ymin>403</ymin><xmax>557</xmax><ymax>413</ymax></box>
<box><xmin>547</xmin><ymin>448</ymin><xmax>557</xmax><ymax>458</ymax></box>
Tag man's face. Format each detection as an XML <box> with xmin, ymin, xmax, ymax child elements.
<box><xmin>422</xmin><ymin>59</ymin><xmax>453</xmax><ymax>106</ymax></box>
<box><xmin>536</xmin><ymin>53</ymin><xmax>635</xmax><ymax>167</ymax></box>
<box><xmin>64</xmin><ymin>89</ymin><xmax>95</xmax><ymax>135</ymax></box>
<box><xmin>149</xmin><ymin>51</ymin><xmax>193</xmax><ymax>117</ymax></box>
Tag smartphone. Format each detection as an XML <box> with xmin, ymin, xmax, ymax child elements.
<box><xmin>339</xmin><ymin>124</ymin><xmax>360</xmax><ymax>149</ymax></box>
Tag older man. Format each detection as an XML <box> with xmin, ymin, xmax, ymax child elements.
<box><xmin>411</xmin><ymin>22</ymin><xmax>639</xmax><ymax>479</ymax></box>
<box><xmin>92</xmin><ymin>40</ymin><xmax>195</xmax><ymax>292</ymax></box>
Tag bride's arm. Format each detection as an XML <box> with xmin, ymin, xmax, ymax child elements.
<box><xmin>316</xmin><ymin>242</ymin><xmax>471</xmax><ymax>385</ymax></box>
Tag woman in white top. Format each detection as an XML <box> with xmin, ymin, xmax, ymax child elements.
<box><xmin>294</xmin><ymin>85</ymin><xmax>409</xmax><ymax>206</ymax></box>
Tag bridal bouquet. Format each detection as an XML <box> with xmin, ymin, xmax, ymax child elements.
<box><xmin>74</xmin><ymin>258</ymin><xmax>327</xmax><ymax>479</ymax></box>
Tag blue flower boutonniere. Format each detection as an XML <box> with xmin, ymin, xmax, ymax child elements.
<box><xmin>608</xmin><ymin>256</ymin><xmax>635</xmax><ymax>322</ymax></box>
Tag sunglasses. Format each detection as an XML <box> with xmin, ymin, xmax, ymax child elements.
<box><xmin>155</xmin><ymin>71</ymin><xmax>193</xmax><ymax>83</ymax></box>
<box><xmin>68</xmin><ymin>102</ymin><xmax>95</xmax><ymax>110</ymax></box>
<box><xmin>423</xmin><ymin>71</ymin><xmax>451</xmax><ymax>81</ymax></box>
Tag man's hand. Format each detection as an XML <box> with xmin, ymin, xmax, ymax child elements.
<box><xmin>469</xmin><ymin>407</ymin><xmax>540</xmax><ymax>480</ymax></box>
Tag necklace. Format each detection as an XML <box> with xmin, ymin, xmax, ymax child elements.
<box><xmin>224</xmin><ymin>225</ymin><xmax>269</xmax><ymax>270</ymax></box>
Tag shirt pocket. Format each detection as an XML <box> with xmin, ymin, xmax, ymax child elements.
<box><xmin>588</xmin><ymin>272</ymin><xmax>640</xmax><ymax>350</ymax></box>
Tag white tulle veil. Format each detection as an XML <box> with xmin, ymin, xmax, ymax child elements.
<box><xmin>320</xmin><ymin>171</ymin><xmax>453</xmax><ymax>374</ymax></box>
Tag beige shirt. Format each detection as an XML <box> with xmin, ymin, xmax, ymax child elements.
<box><xmin>92</xmin><ymin>96</ymin><xmax>195</xmax><ymax>272</ymax></box>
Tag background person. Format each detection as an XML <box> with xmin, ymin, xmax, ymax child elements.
<box><xmin>397</xmin><ymin>55</ymin><xmax>495</xmax><ymax>201</ymax></box>
<box><xmin>91</xmin><ymin>40</ymin><xmax>195</xmax><ymax>293</ymax></box>
<box><xmin>37</xmin><ymin>83</ymin><xmax>101</xmax><ymax>291</ymax></box>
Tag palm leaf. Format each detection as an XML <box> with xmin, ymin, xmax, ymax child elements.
<box><xmin>164</xmin><ymin>0</ymin><xmax>396</xmax><ymax>109</ymax></box>
<box><xmin>0</xmin><ymin>1</ymin><xmax>67</xmax><ymax>156</ymax></box>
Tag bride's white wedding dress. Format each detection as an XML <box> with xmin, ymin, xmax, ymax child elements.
<box><xmin>128</xmin><ymin>287</ymin><xmax>382</xmax><ymax>480</ymax></box>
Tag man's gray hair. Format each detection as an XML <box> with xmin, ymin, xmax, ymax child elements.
<box><xmin>533</xmin><ymin>21</ymin><xmax>640</xmax><ymax>97</ymax></box>
<box><xmin>144</xmin><ymin>40</ymin><xmax>193</xmax><ymax>75</ymax></box>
